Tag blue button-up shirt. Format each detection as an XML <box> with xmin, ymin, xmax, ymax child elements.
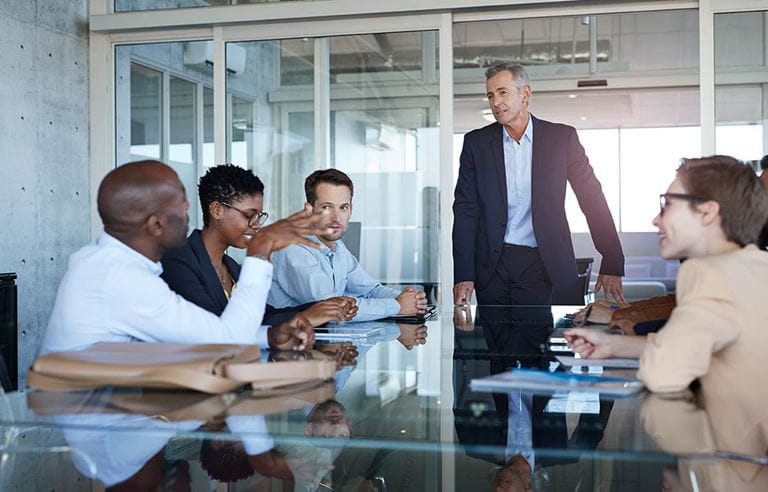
<box><xmin>268</xmin><ymin>236</ymin><xmax>401</xmax><ymax>322</ymax></box>
<box><xmin>502</xmin><ymin>117</ymin><xmax>537</xmax><ymax>247</ymax></box>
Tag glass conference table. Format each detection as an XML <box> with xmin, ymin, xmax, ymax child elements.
<box><xmin>0</xmin><ymin>305</ymin><xmax>766</xmax><ymax>491</ymax></box>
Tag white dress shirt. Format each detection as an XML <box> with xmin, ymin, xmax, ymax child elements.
<box><xmin>502</xmin><ymin>116</ymin><xmax>537</xmax><ymax>247</ymax></box>
<box><xmin>40</xmin><ymin>232</ymin><xmax>272</xmax><ymax>355</ymax></box>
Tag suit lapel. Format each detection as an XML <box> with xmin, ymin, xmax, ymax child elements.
<box><xmin>188</xmin><ymin>230</ymin><xmax>230</xmax><ymax>311</ymax></box>
<box><xmin>530</xmin><ymin>115</ymin><xmax>546</xmax><ymax>215</ymax></box>
<box><xmin>489</xmin><ymin>123</ymin><xmax>508</xmax><ymax>214</ymax></box>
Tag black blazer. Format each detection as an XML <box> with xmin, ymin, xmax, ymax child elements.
<box><xmin>161</xmin><ymin>230</ymin><xmax>313</xmax><ymax>324</ymax></box>
<box><xmin>161</xmin><ymin>230</ymin><xmax>241</xmax><ymax>316</ymax></box>
<box><xmin>453</xmin><ymin>116</ymin><xmax>624</xmax><ymax>303</ymax></box>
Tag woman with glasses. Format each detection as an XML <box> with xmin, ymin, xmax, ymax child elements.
<box><xmin>161</xmin><ymin>164</ymin><xmax>356</xmax><ymax>326</ymax></box>
<box><xmin>565</xmin><ymin>156</ymin><xmax>768</xmax><ymax>470</ymax></box>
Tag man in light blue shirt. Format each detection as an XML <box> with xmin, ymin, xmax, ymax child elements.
<box><xmin>269</xmin><ymin>169</ymin><xmax>427</xmax><ymax>322</ymax></box>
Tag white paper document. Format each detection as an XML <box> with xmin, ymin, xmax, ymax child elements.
<box><xmin>555</xmin><ymin>355</ymin><xmax>639</xmax><ymax>369</ymax></box>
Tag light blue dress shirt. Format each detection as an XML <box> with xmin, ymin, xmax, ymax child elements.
<box><xmin>503</xmin><ymin>117</ymin><xmax>537</xmax><ymax>247</ymax></box>
<box><xmin>268</xmin><ymin>236</ymin><xmax>401</xmax><ymax>322</ymax></box>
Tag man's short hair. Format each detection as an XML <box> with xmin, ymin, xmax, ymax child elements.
<box><xmin>198</xmin><ymin>164</ymin><xmax>264</xmax><ymax>227</ymax></box>
<box><xmin>760</xmin><ymin>155</ymin><xmax>768</xmax><ymax>171</ymax></box>
<box><xmin>676</xmin><ymin>155</ymin><xmax>768</xmax><ymax>246</ymax></box>
<box><xmin>484</xmin><ymin>62</ymin><xmax>531</xmax><ymax>89</ymax></box>
<box><xmin>304</xmin><ymin>169</ymin><xmax>354</xmax><ymax>204</ymax></box>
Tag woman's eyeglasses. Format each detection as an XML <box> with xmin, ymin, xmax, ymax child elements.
<box><xmin>658</xmin><ymin>193</ymin><xmax>709</xmax><ymax>216</ymax></box>
<box><xmin>221</xmin><ymin>203</ymin><xmax>269</xmax><ymax>226</ymax></box>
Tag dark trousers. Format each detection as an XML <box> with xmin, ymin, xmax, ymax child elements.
<box><xmin>476</xmin><ymin>244</ymin><xmax>553</xmax><ymax>305</ymax></box>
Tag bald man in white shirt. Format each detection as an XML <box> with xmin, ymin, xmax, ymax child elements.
<box><xmin>41</xmin><ymin>160</ymin><xmax>334</xmax><ymax>355</ymax></box>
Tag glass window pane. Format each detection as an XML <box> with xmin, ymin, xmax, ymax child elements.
<box><xmin>598</xmin><ymin>10</ymin><xmax>699</xmax><ymax>72</ymax></box>
<box><xmin>565</xmin><ymin>129</ymin><xmax>620</xmax><ymax>234</ymax></box>
<box><xmin>453</xmin><ymin>17</ymin><xmax>592</xmax><ymax>79</ymax></box>
<box><xmin>330</xmin><ymin>32</ymin><xmax>439</xmax><ymax>285</ymax></box>
<box><xmin>228</xmin><ymin>31</ymin><xmax>438</xmax><ymax>286</ymax></box>
<box><xmin>714</xmin><ymin>10</ymin><xmax>767</xmax><ymax>163</ymax></box>
<box><xmin>715</xmin><ymin>12</ymin><xmax>766</xmax><ymax>69</ymax></box>
<box><xmin>203</xmin><ymin>87</ymin><xmax>214</xmax><ymax>167</ymax></box>
<box><xmin>116</xmin><ymin>41</ymin><xmax>213</xmax><ymax>231</ymax></box>
<box><xmin>280</xmin><ymin>38</ymin><xmax>315</xmax><ymax>86</ymax></box>
<box><xmin>620</xmin><ymin>126</ymin><xmax>701</xmax><ymax>232</ymax></box>
<box><xmin>128</xmin><ymin>63</ymin><xmax>162</xmax><ymax>160</ymax></box>
<box><xmin>454</xmin><ymin>10</ymin><xmax>698</xmax><ymax>82</ymax></box>
<box><xmin>227</xmin><ymin>38</ymin><xmax>315</xmax><ymax>214</ymax></box>
<box><xmin>230</xmin><ymin>96</ymin><xmax>254</xmax><ymax>169</ymax></box>
<box><xmin>169</xmin><ymin>76</ymin><xmax>195</xmax><ymax>165</ymax></box>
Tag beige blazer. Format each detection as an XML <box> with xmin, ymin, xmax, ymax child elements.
<box><xmin>638</xmin><ymin>245</ymin><xmax>768</xmax><ymax>460</ymax></box>
<box><xmin>641</xmin><ymin>393</ymin><xmax>768</xmax><ymax>491</ymax></box>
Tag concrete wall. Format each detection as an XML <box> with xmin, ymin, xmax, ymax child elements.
<box><xmin>0</xmin><ymin>0</ymin><xmax>90</xmax><ymax>386</ymax></box>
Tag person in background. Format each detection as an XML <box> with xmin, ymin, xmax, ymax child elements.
<box><xmin>161</xmin><ymin>164</ymin><xmax>357</xmax><ymax>328</ymax></box>
<box><xmin>40</xmin><ymin>160</ymin><xmax>330</xmax><ymax>355</ymax></box>
<box><xmin>268</xmin><ymin>169</ymin><xmax>428</xmax><ymax>322</ymax></box>
<box><xmin>566</xmin><ymin>157</ymin><xmax>768</xmax><ymax>406</ymax></box>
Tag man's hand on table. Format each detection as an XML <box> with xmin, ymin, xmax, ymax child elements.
<box><xmin>396</xmin><ymin>287</ymin><xmax>428</xmax><ymax>315</ymax></box>
<box><xmin>594</xmin><ymin>274</ymin><xmax>626</xmax><ymax>304</ymax></box>
<box><xmin>301</xmin><ymin>297</ymin><xmax>358</xmax><ymax>325</ymax></box>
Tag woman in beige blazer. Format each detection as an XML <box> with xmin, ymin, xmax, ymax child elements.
<box><xmin>566</xmin><ymin>156</ymin><xmax>768</xmax><ymax>459</ymax></box>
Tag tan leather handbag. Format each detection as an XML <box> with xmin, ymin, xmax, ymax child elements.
<box><xmin>27</xmin><ymin>343</ymin><xmax>336</xmax><ymax>394</ymax></box>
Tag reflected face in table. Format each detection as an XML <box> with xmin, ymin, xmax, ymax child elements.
<box><xmin>306</xmin><ymin>400</ymin><xmax>351</xmax><ymax>439</ymax></box>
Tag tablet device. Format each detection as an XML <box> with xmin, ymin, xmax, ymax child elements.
<box><xmin>314</xmin><ymin>325</ymin><xmax>383</xmax><ymax>340</ymax></box>
<box><xmin>381</xmin><ymin>305</ymin><xmax>437</xmax><ymax>324</ymax></box>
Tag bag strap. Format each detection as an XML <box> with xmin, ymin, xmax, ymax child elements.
<box><xmin>225</xmin><ymin>359</ymin><xmax>336</xmax><ymax>388</ymax></box>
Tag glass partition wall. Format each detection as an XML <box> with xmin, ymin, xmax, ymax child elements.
<box><xmin>226</xmin><ymin>31</ymin><xmax>440</xmax><ymax>286</ymax></box>
<box><xmin>714</xmin><ymin>10</ymin><xmax>768</xmax><ymax>165</ymax></box>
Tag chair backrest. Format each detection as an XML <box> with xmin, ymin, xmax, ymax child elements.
<box><xmin>343</xmin><ymin>222</ymin><xmax>362</xmax><ymax>259</ymax></box>
<box><xmin>575</xmin><ymin>258</ymin><xmax>594</xmax><ymax>302</ymax></box>
<box><xmin>622</xmin><ymin>281</ymin><xmax>668</xmax><ymax>302</ymax></box>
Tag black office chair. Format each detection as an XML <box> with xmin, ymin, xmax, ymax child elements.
<box><xmin>575</xmin><ymin>258</ymin><xmax>594</xmax><ymax>304</ymax></box>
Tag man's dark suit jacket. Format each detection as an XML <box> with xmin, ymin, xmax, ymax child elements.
<box><xmin>161</xmin><ymin>230</ymin><xmax>312</xmax><ymax>324</ymax></box>
<box><xmin>453</xmin><ymin>116</ymin><xmax>624</xmax><ymax>304</ymax></box>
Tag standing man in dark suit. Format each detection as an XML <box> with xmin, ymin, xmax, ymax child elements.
<box><xmin>453</xmin><ymin>63</ymin><xmax>625</xmax><ymax>306</ymax></box>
